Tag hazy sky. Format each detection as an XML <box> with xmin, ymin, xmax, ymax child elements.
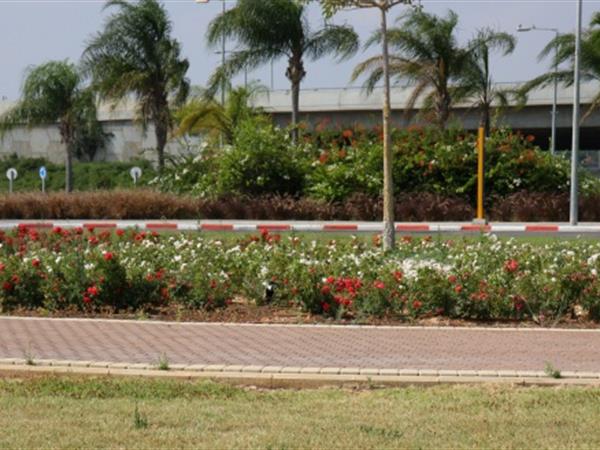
<box><xmin>0</xmin><ymin>0</ymin><xmax>597</xmax><ymax>100</ymax></box>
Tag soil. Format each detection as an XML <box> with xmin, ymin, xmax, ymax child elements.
<box><xmin>5</xmin><ymin>303</ymin><xmax>600</xmax><ymax>329</ymax></box>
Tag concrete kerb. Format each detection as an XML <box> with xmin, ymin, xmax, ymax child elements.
<box><xmin>1</xmin><ymin>359</ymin><xmax>600</xmax><ymax>387</ymax></box>
<box><xmin>5</xmin><ymin>220</ymin><xmax>600</xmax><ymax>235</ymax></box>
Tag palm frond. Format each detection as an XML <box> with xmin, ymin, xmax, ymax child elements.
<box><xmin>305</xmin><ymin>24</ymin><xmax>359</xmax><ymax>62</ymax></box>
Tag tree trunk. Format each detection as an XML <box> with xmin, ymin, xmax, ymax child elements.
<box><xmin>286</xmin><ymin>51</ymin><xmax>305</xmax><ymax>144</ymax></box>
<box><xmin>60</xmin><ymin>120</ymin><xmax>74</xmax><ymax>193</ymax></box>
<box><xmin>291</xmin><ymin>78</ymin><xmax>300</xmax><ymax>143</ymax></box>
<box><xmin>480</xmin><ymin>103</ymin><xmax>490</xmax><ymax>137</ymax></box>
<box><xmin>380</xmin><ymin>6</ymin><xmax>395</xmax><ymax>251</ymax></box>
<box><xmin>155</xmin><ymin>120</ymin><xmax>168</xmax><ymax>174</ymax></box>
<box><xmin>437</xmin><ymin>92</ymin><xmax>451</xmax><ymax>130</ymax></box>
<box><xmin>65</xmin><ymin>147</ymin><xmax>73</xmax><ymax>193</ymax></box>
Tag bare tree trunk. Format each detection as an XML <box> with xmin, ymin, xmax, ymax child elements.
<box><xmin>380</xmin><ymin>6</ymin><xmax>395</xmax><ymax>251</ymax></box>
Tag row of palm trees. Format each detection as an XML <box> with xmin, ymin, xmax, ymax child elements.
<box><xmin>0</xmin><ymin>1</ymin><xmax>594</xmax><ymax>193</ymax></box>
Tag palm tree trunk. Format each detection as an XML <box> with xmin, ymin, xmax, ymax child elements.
<box><xmin>65</xmin><ymin>147</ymin><xmax>73</xmax><ymax>193</ymax></box>
<box><xmin>380</xmin><ymin>6</ymin><xmax>395</xmax><ymax>251</ymax></box>
<box><xmin>480</xmin><ymin>103</ymin><xmax>490</xmax><ymax>137</ymax></box>
<box><xmin>60</xmin><ymin>120</ymin><xmax>74</xmax><ymax>193</ymax></box>
<box><xmin>155</xmin><ymin>121</ymin><xmax>168</xmax><ymax>174</ymax></box>
<box><xmin>287</xmin><ymin>51</ymin><xmax>305</xmax><ymax>144</ymax></box>
<box><xmin>291</xmin><ymin>78</ymin><xmax>300</xmax><ymax>143</ymax></box>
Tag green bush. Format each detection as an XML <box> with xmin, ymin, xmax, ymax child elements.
<box><xmin>305</xmin><ymin>126</ymin><xmax>600</xmax><ymax>202</ymax></box>
<box><xmin>0</xmin><ymin>154</ymin><xmax>156</xmax><ymax>193</ymax></box>
<box><xmin>214</xmin><ymin>117</ymin><xmax>309</xmax><ymax>196</ymax></box>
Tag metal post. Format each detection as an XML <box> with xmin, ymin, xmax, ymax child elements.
<box><xmin>476</xmin><ymin>127</ymin><xmax>485</xmax><ymax>222</ymax></box>
<box><xmin>551</xmin><ymin>30</ymin><xmax>558</xmax><ymax>155</ymax></box>
<box><xmin>42</xmin><ymin>178</ymin><xmax>45</xmax><ymax>194</ymax></box>
<box><xmin>570</xmin><ymin>0</ymin><xmax>583</xmax><ymax>225</ymax></box>
<box><xmin>9</xmin><ymin>179</ymin><xmax>12</xmax><ymax>194</ymax></box>
<box><xmin>220</xmin><ymin>0</ymin><xmax>226</xmax><ymax>107</ymax></box>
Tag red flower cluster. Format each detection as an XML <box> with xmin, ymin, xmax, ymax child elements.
<box><xmin>504</xmin><ymin>259</ymin><xmax>519</xmax><ymax>273</ymax></box>
<box><xmin>83</xmin><ymin>284</ymin><xmax>99</xmax><ymax>304</ymax></box>
<box><xmin>320</xmin><ymin>276</ymin><xmax>362</xmax><ymax>309</ymax></box>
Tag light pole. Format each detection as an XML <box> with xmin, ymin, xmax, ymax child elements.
<box><xmin>570</xmin><ymin>0</ymin><xmax>583</xmax><ymax>225</ymax></box>
<box><xmin>517</xmin><ymin>24</ymin><xmax>559</xmax><ymax>155</ymax></box>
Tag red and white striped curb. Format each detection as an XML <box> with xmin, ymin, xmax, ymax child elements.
<box><xmin>2</xmin><ymin>221</ymin><xmax>600</xmax><ymax>233</ymax></box>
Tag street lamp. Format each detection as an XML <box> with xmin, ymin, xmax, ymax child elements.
<box><xmin>517</xmin><ymin>24</ymin><xmax>559</xmax><ymax>155</ymax></box>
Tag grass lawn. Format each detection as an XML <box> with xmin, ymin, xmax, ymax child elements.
<box><xmin>1</xmin><ymin>376</ymin><xmax>600</xmax><ymax>449</ymax></box>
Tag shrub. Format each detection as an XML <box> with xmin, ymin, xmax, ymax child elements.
<box><xmin>213</xmin><ymin>117</ymin><xmax>309</xmax><ymax>196</ymax></box>
<box><xmin>1</xmin><ymin>229</ymin><xmax>600</xmax><ymax>324</ymax></box>
<box><xmin>0</xmin><ymin>155</ymin><xmax>156</xmax><ymax>193</ymax></box>
<box><xmin>0</xmin><ymin>190</ymin><xmax>199</xmax><ymax>220</ymax></box>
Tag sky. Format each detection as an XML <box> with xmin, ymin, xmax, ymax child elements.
<box><xmin>0</xmin><ymin>0</ymin><xmax>598</xmax><ymax>100</ymax></box>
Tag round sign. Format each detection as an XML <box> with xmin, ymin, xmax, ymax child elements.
<box><xmin>130</xmin><ymin>166</ymin><xmax>142</xmax><ymax>182</ymax></box>
<box><xmin>6</xmin><ymin>168</ymin><xmax>17</xmax><ymax>181</ymax></box>
<box><xmin>39</xmin><ymin>166</ymin><xmax>47</xmax><ymax>180</ymax></box>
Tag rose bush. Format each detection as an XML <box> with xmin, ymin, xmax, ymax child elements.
<box><xmin>1</xmin><ymin>226</ymin><xmax>600</xmax><ymax>324</ymax></box>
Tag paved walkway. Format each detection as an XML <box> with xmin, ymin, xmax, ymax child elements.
<box><xmin>1</xmin><ymin>317</ymin><xmax>600</xmax><ymax>375</ymax></box>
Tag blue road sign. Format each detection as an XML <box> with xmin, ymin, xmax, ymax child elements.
<box><xmin>39</xmin><ymin>166</ymin><xmax>47</xmax><ymax>179</ymax></box>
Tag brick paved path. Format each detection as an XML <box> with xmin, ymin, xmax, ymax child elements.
<box><xmin>1</xmin><ymin>317</ymin><xmax>600</xmax><ymax>372</ymax></box>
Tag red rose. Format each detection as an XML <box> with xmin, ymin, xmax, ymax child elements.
<box><xmin>321</xmin><ymin>285</ymin><xmax>331</xmax><ymax>295</ymax></box>
<box><xmin>321</xmin><ymin>302</ymin><xmax>330</xmax><ymax>312</ymax></box>
<box><xmin>52</xmin><ymin>226</ymin><xmax>62</xmax><ymax>234</ymax></box>
<box><xmin>103</xmin><ymin>252</ymin><xmax>114</xmax><ymax>261</ymax></box>
<box><xmin>373</xmin><ymin>280</ymin><xmax>385</xmax><ymax>290</ymax></box>
<box><xmin>454</xmin><ymin>285</ymin><xmax>463</xmax><ymax>294</ymax></box>
<box><xmin>83</xmin><ymin>295</ymin><xmax>92</xmax><ymax>304</ymax></box>
<box><xmin>86</xmin><ymin>285</ymin><xmax>99</xmax><ymax>296</ymax></box>
<box><xmin>2</xmin><ymin>281</ymin><xmax>12</xmax><ymax>292</ymax></box>
<box><xmin>11</xmin><ymin>275</ymin><xmax>19</xmax><ymax>284</ymax></box>
<box><xmin>32</xmin><ymin>259</ymin><xmax>40</xmax><ymax>268</ymax></box>
<box><xmin>504</xmin><ymin>259</ymin><xmax>519</xmax><ymax>273</ymax></box>
<box><xmin>412</xmin><ymin>300</ymin><xmax>422</xmax><ymax>309</ymax></box>
<box><xmin>115</xmin><ymin>229</ymin><xmax>125</xmax><ymax>237</ymax></box>
<box><xmin>448</xmin><ymin>275</ymin><xmax>457</xmax><ymax>284</ymax></box>
<box><xmin>325</xmin><ymin>276</ymin><xmax>335</xmax><ymax>284</ymax></box>
<box><xmin>393</xmin><ymin>271</ymin><xmax>403</xmax><ymax>281</ymax></box>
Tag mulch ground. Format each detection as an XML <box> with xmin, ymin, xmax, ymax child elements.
<box><xmin>5</xmin><ymin>303</ymin><xmax>600</xmax><ymax>329</ymax></box>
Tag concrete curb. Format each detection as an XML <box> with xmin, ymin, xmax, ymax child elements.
<box><xmin>1</xmin><ymin>359</ymin><xmax>599</xmax><ymax>387</ymax></box>
<box><xmin>4</xmin><ymin>220</ymin><xmax>600</xmax><ymax>234</ymax></box>
<box><xmin>2</xmin><ymin>315</ymin><xmax>599</xmax><ymax>332</ymax></box>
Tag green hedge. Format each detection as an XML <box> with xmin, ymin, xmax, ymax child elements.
<box><xmin>0</xmin><ymin>155</ymin><xmax>156</xmax><ymax>192</ymax></box>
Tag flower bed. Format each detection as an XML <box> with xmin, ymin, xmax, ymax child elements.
<box><xmin>1</xmin><ymin>226</ymin><xmax>600</xmax><ymax>324</ymax></box>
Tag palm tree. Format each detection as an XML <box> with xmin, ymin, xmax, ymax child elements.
<box><xmin>175</xmin><ymin>84</ymin><xmax>265</xmax><ymax>145</ymax></box>
<box><xmin>518</xmin><ymin>12</ymin><xmax>600</xmax><ymax>121</ymax></box>
<box><xmin>205</xmin><ymin>0</ymin><xmax>359</xmax><ymax>141</ymax></box>
<box><xmin>459</xmin><ymin>28</ymin><xmax>516</xmax><ymax>136</ymax></box>
<box><xmin>0</xmin><ymin>61</ymin><xmax>104</xmax><ymax>192</ymax></box>
<box><xmin>82</xmin><ymin>0</ymin><xmax>190</xmax><ymax>173</ymax></box>
<box><xmin>352</xmin><ymin>9</ymin><xmax>470</xmax><ymax>129</ymax></box>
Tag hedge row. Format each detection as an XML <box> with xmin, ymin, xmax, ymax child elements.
<box><xmin>0</xmin><ymin>190</ymin><xmax>599</xmax><ymax>221</ymax></box>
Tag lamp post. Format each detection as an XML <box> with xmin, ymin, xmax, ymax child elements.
<box><xmin>517</xmin><ymin>24</ymin><xmax>559</xmax><ymax>155</ymax></box>
<box><xmin>570</xmin><ymin>0</ymin><xmax>583</xmax><ymax>225</ymax></box>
